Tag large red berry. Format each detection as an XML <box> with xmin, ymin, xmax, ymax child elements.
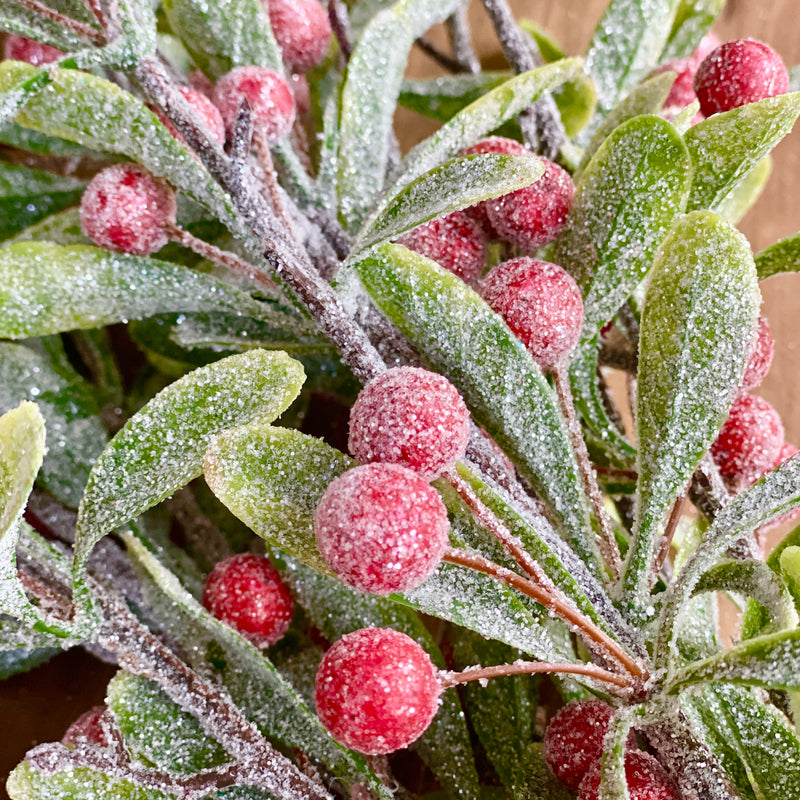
<box><xmin>80</xmin><ymin>164</ymin><xmax>176</xmax><ymax>255</ymax></box>
<box><xmin>481</xmin><ymin>257</ymin><xmax>584</xmax><ymax>369</ymax></box>
<box><xmin>693</xmin><ymin>39</ymin><xmax>789</xmax><ymax>117</ymax></box>
<box><xmin>213</xmin><ymin>66</ymin><xmax>295</xmax><ymax>144</ymax></box>
<box><xmin>4</xmin><ymin>35</ymin><xmax>63</xmax><ymax>66</ymax></box>
<box><xmin>157</xmin><ymin>86</ymin><xmax>226</xmax><ymax>146</ymax></box>
<box><xmin>314</xmin><ymin>627</ymin><xmax>440</xmax><ymax>754</ymax></box>
<box><xmin>398</xmin><ymin>211</ymin><xmax>488</xmax><ymax>285</ymax></box>
<box><xmin>61</xmin><ymin>706</ymin><xmax>108</xmax><ymax>748</ymax></box>
<box><xmin>203</xmin><ymin>553</ymin><xmax>294</xmax><ymax>648</ymax></box>
<box><xmin>578</xmin><ymin>751</ymin><xmax>678</xmax><ymax>800</ymax></box>
<box><xmin>315</xmin><ymin>463</ymin><xmax>450</xmax><ymax>595</ymax></box>
<box><xmin>486</xmin><ymin>158</ymin><xmax>574</xmax><ymax>252</ymax></box>
<box><xmin>740</xmin><ymin>316</ymin><xmax>774</xmax><ymax>393</ymax></box>
<box><xmin>264</xmin><ymin>0</ymin><xmax>332</xmax><ymax>73</ymax></box>
<box><xmin>711</xmin><ymin>393</ymin><xmax>785</xmax><ymax>487</ymax></box>
<box><xmin>349</xmin><ymin>367</ymin><xmax>471</xmax><ymax>480</ymax></box>
<box><xmin>543</xmin><ymin>699</ymin><xmax>615</xmax><ymax>790</ymax></box>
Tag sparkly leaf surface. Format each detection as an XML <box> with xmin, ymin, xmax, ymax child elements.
<box><xmin>662</xmin><ymin>0</ymin><xmax>725</xmax><ymax>60</ymax></box>
<box><xmin>756</xmin><ymin>231</ymin><xmax>800</xmax><ymax>280</ymax></box>
<box><xmin>0</xmin><ymin>0</ymin><xmax>94</xmax><ymax>51</ymax></box>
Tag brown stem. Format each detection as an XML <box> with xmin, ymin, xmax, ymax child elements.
<box><xmin>328</xmin><ymin>0</ymin><xmax>352</xmax><ymax>62</ymax></box>
<box><xmin>440</xmin><ymin>659</ymin><xmax>634</xmax><ymax>691</ymax></box>
<box><xmin>253</xmin><ymin>129</ymin><xmax>295</xmax><ymax>234</ymax></box>
<box><xmin>16</xmin><ymin>569</ymin><xmax>74</xmax><ymax>621</ymax></box>
<box><xmin>552</xmin><ymin>365</ymin><xmax>622</xmax><ymax>578</ymax></box>
<box><xmin>414</xmin><ymin>36</ymin><xmax>465</xmax><ymax>74</ymax></box>
<box><xmin>652</xmin><ymin>492</ymin><xmax>686</xmax><ymax>581</ymax></box>
<box><xmin>442</xmin><ymin>548</ymin><xmax>647</xmax><ymax>682</ymax></box>
<box><xmin>81</xmin><ymin>0</ymin><xmax>107</xmax><ymax>31</ymax></box>
<box><xmin>14</xmin><ymin>0</ymin><xmax>105</xmax><ymax>44</ymax></box>
<box><xmin>446</xmin><ymin>8</ymin><xmax>480</xmax><ymax>73</ymax></box>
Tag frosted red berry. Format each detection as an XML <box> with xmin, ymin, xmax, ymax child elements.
<box><xmin>80</xmin><ymin>164</ymin><xmax>176</xmax><ymax>256</ymax></box>
<box><xmin>348</xmin><ymin>367</ymin><xmax>471</xmax><ymax>480</ymax></box>
<box><xmin>740</xmin><ymin>316</ymin><xmax>774</xmax><ymax>393</ymax></box>
<box><xmin>711</xmin><ymin>393</ymin><xmax>785</xmax><ymax>487</ymax></box>
<box><xmin>61</xmin><ymin>706</ymin><xmax>108</xmax><ymax>748</ymax></box>
<box><xmin>157</xmin><ymin>86</ymin><xmax>226</xmax><ymax>146</ymax></box>
<box><xmin>315</xmin><ymin>463</ymin><xmax>450</xmax><ymax>595</ymax></box>
<box><xmin>264</xmin><ymin>0</ymin><xmax>332</xmax><ymax>73</ymax></box>
<box><xmin>543</xmin><ymin>699</ymin><xmax>615</xmax><ymax>790</ymax></box>
<box><xmin>202</xmin><ymin>553</ymin><xmax>294</xmax><ymax>648</ymax></box>
<box><xmin>4</xmin><ymin>35</ymin><xmax>63</xmax><ymax>66</ymax></box>
<box><xmin>213</xmin><ymin>66</ymin><xmax>296</xmax><ymax>144</ymax></box>
<box><xmin>314</xmin><ymin>627</ymin><xmax>440</xmax><ymax>754</ymax></box>
<box><xmin>481</xmin><ymin>257</ymin><xmax>584</xmax><ymax>369</ymax></box>
<box><xmin>693</xmin><ymin>39</ymin><xmax>789</xmax><ymax>117</ymax></box>
<box><xmin>578</xmin><ymin>751</ymin><xmax>678</xmax><ymax>800</ymax></box>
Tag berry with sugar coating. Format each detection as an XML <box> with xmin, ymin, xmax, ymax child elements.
<box><xmin>62</xmin><ymin>706</ymin><xmax>108</xmax><ymax>748</ymax></box>
<box><xmin>693</xmin><ymin>39</ymin><xmax>789</xmax><ymax>117</ymax></box>
<box><xmin>711</xmin><ymin>393</ymin><xmax>784</xmax><ymax>487</ymax></box>
<box><xmin>213</xmin><ymin>66</ymin><xmax>295</xmax><ymax>144</ymax></box>
<box><xmin>543</xmin><ymin>699</ymin><xmax>615</xmax><ymax>790</ymax></box>
<box><xmin>80</xmin><ymin>164</ymin><xmax>176</xmax><ymax>255</ymax></box>
<box><xmin>203</xmin><ymin>553</ymin><xmax>294</xmax><ymax>648</ymax></box>
<box><xmin>481</xmin><ymin>257</ymin><xmax>584</xmax><ymax>369</ymax></box>
<box><xmin>157</xmin><ymin>86</ymin><xmax>226</xmax><ymax>146</ymax></box>
<box><xmin>315</xmin><ymin>463</ymin><xmax>449</xmax><ymax>595</ymax></box>
<box><xmin>740</xmin><ymin>316</ymin><xmax>774</xmax><ymax>393</ymax></box>
<box><xmin>398</xmin><ymin>211</ymin><xmax>487</xmax><ymax>285</ymax></box>
<box><xmin>4</xmin><ymin>35</ymin><xmax>62</xmax><ymax>66</ymax></box>
<box><xmin>578</xmin><ymin>751</ymin><xmax>678</xmax><ymax>800</ymax></box>
<box><xmin>314</xmin><ymin>627</ymin><xmax>440</xmax><ymax>754</ymax></box>
<box><xmin>348</xmin><ymin>367</ymin><xmax>471</xmax><ymax>479</ymax></box>
<box><xmin>264</xmin><ymin>0</ymin><xmax>332</xmax><ymax>73</ymax></box>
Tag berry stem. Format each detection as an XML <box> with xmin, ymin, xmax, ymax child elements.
<box><xmin>442</xmin><ymin>547</ymin><xmax>646</xmax><ymax>682</ymax></box>
<box><xmin>551</xmin><ymin>365</ymin><xmax>622</xmax><ymax>579</ymax></box>
<box><xmin>652</xmin><ymin>492</ymin><xmax>686</xmax><ymax>582</ymax></box>
<box><xmin>446</xmin><ymin>8</ymin><xmax>480</xmax><ymax>74</ymax></box>
<box><xmin>15</xmin><ymin>0</ymin><xmax>106</xmax><ymax>44</ymax></box>
<box><xmin>439</xmin><ymin>660</ymin><xmax>634</xmax><ymax>691</ymax></box>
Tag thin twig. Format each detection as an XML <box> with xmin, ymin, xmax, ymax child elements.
<box><xmin>253</xmin><ymin>129</ymin><xmax>296</xmax><ymax>234</ymax></box>
<box><xmin>328</xmin><ymin>0</ymin><xmax>352</xmax><ymax>62</ymax></box>
<box><xmin>446</xmin><ymin>8</ymin><xmax>480</xmax><ymax>73</ymax></box>
<box><xmin>414</xmin><ymin>36</ymin><xmax>465</xmax><ymax>74</ymax></box>
<box><xmin>14</xmin><ymin>0</ymin><xmax>105</xmax><ymax>44</ymax></box>
<box><xmin>652</xmin><ymin>492</ymin><xmax>686</xmax><ymax>582</ymax></box>
<box><xmin>81</xmin><ymin>0</ymin><xmax>107</xmax><ymax>31</ymax></box>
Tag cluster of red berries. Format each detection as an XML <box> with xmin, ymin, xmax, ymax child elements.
<box><xmin>543</xmin><ymin>700</ymin><xmax>678</xmax><ymax>799</ymax></box>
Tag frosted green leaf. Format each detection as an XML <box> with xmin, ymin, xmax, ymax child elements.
<box><xmin>356</xmin><ymin>244</ymin><xmax>601</xmax><ymax>573</ymax></box>
<box><xmin>0</xmin><ymin>242</ymin><xmax>270</xmax><ymax>338</ymax></box>
<box><xmin>756</xmin><ymin>231</ymin><xmax>800</xmax><ymax>281</ymax></box>
<box><xmin>0</xmin><ymin>642</ymin><xmax>60</xmax><ymax>679</ymax></box>
<box><xmin>336</xmin><ymin>0</ymin><xmax>467</xmax><ymax>230</ymax></box>
<box><xmin>162</xmin><ymin>0</ymin><xmax>282</xmax><ymax>78</ymax></box>
<box><xmin>352</xmin><ymin>154</ymin><xmax>544</xmax><ymax>256</ymax></box>
<box><xmin>662</xmin><ymin>0</ymin><xmax>726</xmax><ymax>60</ymax></box>
<box><xmin>684</xmin><ymin>92</ymin><xmax>800</xmax><ymax>212</ymax></box>
<box><xmin>715</xmin><ymin>156</ymin><xmax>771</xmax><ymax>225</ymax></box>
<box><xmin>513</xmin><ymin>743</ymin><xmax>573</xmax><ymax>800</ymax></box>
<box><xmin>0</xmin><ymin>0</ymin><xmax>94</xmax><ymax>51</ymax></box>
<box><xmin>6</xmin><ymin>207</ymin><xmax>89</xmax><ymax>246</ymax></box>
<box><xmin>781</xmin><ymin>546</ymin><xmax>800</xmax><ymax>613</ymax></box>
<box><xmin>0</xmin><ymin>122</ymin><xmax>94</xmax><ymax>159</ymax></box>
<box><xmin>596</xmin><ymin>708</ymin><xmax>633</xmax><ymax>800</ymax></box>
<box><xmin>553</xmin><ymin>115</ymin><xmax>691</xmax><ymax>334</ymax></box>
<box><xmin>124</xmin><ymin>534</ymin><xmax>390</xmax><ymax>800</ymax></box>
<box><xmin>622</xmin><ymin>212</ymin><xmax>759</xmax><ymax>619</ymax></box>
<box><xmin>399</xmin><ymin>73</ymin><xmax>511</xmax><ymax>122</ymax></box>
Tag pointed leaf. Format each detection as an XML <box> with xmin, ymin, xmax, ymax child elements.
<box><xmin>756</xmin><ymin>231</ymin><xmax>800</xmax><ymax>281</ymax></box>
<box><xmin>596</xmin><ymin>708</ymin><xmax>634</xmax><ymax>800</ymax></box>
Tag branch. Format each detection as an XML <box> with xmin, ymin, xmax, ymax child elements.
<box><xmin>414</xmin><ymin>36</ymin><xmax>465</xmax><ymax>74</ymax></box>
<box><xmin>446</xmin><ymin>8</ymin><xmax>480</xmax><ymax>73</ymax></box>
<box><xmin>328</xmin><ymin>0</ymin><xmax>352</xmax><ymax>62</ymax></box>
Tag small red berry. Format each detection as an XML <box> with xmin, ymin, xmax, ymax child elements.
<box><xmin>315</xmin><ymin>463</ymin><xmax>450</xmax><ymax>595</ymax></box>
<box><xmin>264</xmin><ymin>0</ymin><xmax>332</xmax><ymax>73</ymax></box>
<box><xmin>4</xmin><ymin>35</ymin><xmax>63</xmax><ymax>66</ymax></box>
<box><xmin>543</xmin><ymin>699</ymin><xmax>615</xmax><ymax>790</ymax></box>
<box><xmin>398</xmin><ymin>211</ymin><xmax>488</xmax><ymax>285</ymax></box>
<box><xmin>314</xmin><ymin>627</ymin><xmax>440</xmax><ymax>754</ymax></box>
<box><xmin>213</xmin><ymin>66</ymin><xmax>296</xmax><ymax>144</ymax></box>
<box><xmin>740</xmin><ymin>316</ymin><xmax>774</xmax><ymax>393</ymax></box>
<box><xmin>693</xmin><ymin>39</ymin><xmax>789</xmax><ymax>117</ymax></box>
<box><xmin>711</xmin><ymin>393</ymin><xmax>785</xmax><ymax>488</ymax></box>
<box><xmin>80</xmin><ymin>164</ymin><xmax>176</xmax><ymax>256</ymax></box>
<box><xmin>578</xmin><ymin>751</ymin><xmax>678</xmax><ymax>800</ymax></box>
<box><xmin>203</xmin><ymin>553</ymin><xmax>294</xmax><ymax>648</ymax></box>
<box><xmin>348</xmin><ymin>367</ymin><xmax>471</xmax><ymax>480</ymax></box>
<box><xmin>61</xmin><ymin>706</ymin><xmax>108</xmax><ymax>748</ymax></box>
<box><xmin>157</xmin><ymin>86</ymin><xmax>226</xmax><ymax>146</ymax></box>
<box><xmin>481</xmin><ymin>257</ymin><xmax>584</xmax><ymax>369</ymax></box>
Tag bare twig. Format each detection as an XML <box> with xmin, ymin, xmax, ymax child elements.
<box><xmin>652</xmin><ymin>492</ymin><xmax>686</xmax><ymax>582</ymax></box>
<box><xmin>414</xmin><ymin>36</ymin><xmax>465</xmax><ymax>74</ymax></box>
<box><xmin>15</xmin><ymin>0</ymin><xmax>105</xmax><ymax>44</ymax></box>
<box><xmin>446</xmin><ymin>8</ymin><xmax>480</xmax><ymax>73</ymax></box>
<box><xmin>328</xmin><ymin>0</ymin><xmax>352</xmax><ymax>62</ymax></box>
<box><xmin>253</xmin><ymin>129</ymin><xmax>296</xmax><ymax>234</ymax></box>
<box><xmin>81</xmin><ymin>0</ymin><xmax>108</xmax><ymax>31</ymax></box>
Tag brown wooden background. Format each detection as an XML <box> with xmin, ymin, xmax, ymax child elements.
<box><xmin>2</xmin><ymin>0</ymin><xmax>800</xmax><ymax>793</ymax></box>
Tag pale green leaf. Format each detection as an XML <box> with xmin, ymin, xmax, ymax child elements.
<box><xmin>756</xmin><ymin>231</ymin><xmax>800</xmax><ymax>281</ymax></box>
<box><xmin>662</xmin><ymin>0</ymin><xmax>725</xmax><ymax>60</ymax></box>
<box><xmin>714</xmin><ymin>156</ymin><xmax>771</xmax><ymax>225</ymax></box>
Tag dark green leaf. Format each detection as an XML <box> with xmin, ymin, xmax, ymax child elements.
<box><xmin>513</xmin><ymin>742</ymin><xmax>573</xmax><ymax>800</ymax></box>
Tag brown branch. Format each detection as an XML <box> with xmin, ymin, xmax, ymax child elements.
<box><xmin>81</xmin><ymin>0</ymin><xmax>108</xmax><ymax>31</ymax></box>
<box><xmin>253</xmin><ymin>129</ymin><xmax>296</xmax><ymax>235</ymax></box>
<box><xmin>328</xmin><ymin>0</ymin><xmax>352</xmax><ymax>62</ymax></box>
<box><xmin>14</xmin><ymin>0</ymin><xmax>105</xmax><ymax>44</ymax></box>
<box><xmin>652</xmin><ymin>492</ymin><xmax>686</xmax><ymax>581</ymax></box>
<box><xmin>414</xmin><ymin>36</ymin><xmax>465</xmax><ymax>74</ymax></box>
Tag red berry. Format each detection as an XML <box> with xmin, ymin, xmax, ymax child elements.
<box><xmin>314</xmin><ymin>627</ymin><xmax>440</xmax><ymax>754</ymax></box>
<box><xmin>543</xmin><ymin>699</ymin><xmax>615</xmax><ymax>790</ymax></box>
<box><xmin>711</xmin><ymin>393</ymin><xmax>785</xmax><ymax>487</ymax></box>
<box><xmin>653</xmin><ymin>58</ymin><xmax>697</xmax><ymax>110</ymax></box>
<box><xmin>157</xmin><ymin>86</ymin><xmax>226</xmax><ymax>146</ymax></box>
<box><xmin>740</xmin><ymin>316</ymin><xmax>774</xmax><ymax>393</ymax></box>
<box><xmin>486</xmin><ymin>158</ymin><xmax>574</xmax><ymax>252</ymax></box>
<box><xmin>80</xmin><ymin>164</ymin><xmax>176</xmax><ymax>255</ymax></box>
<box><xmin>62</xmin><ymin>706</ymin><xmax>108</xmax><ymax>748</ymax></box>
<box><xmin>4</xmin><ymin>35</ymin><xmax>63</xmax><ymax>66</ymax></box>
<box><xmin>291</xmin><ymin>73</ymin><xmax>311</xmax><ymax>116</ymax></box>
<box><xmin>461</xmin><ymin>137</ymin><xmax>530</xmax><ymax>238</ymax></box>
<box><xmin>213</xmin><ymin>66</ymin><xmax>296</xmax><ymax>144</ymax></box>
<box><xmin>202</xmin><ymin>553</ymin><xmax>294</xmax><ymax>648</ymax></box>
<box><xmin>481</xmin><ymin>257</ymin><xmax>584</xmax><ymax>369</ymax></box>
<box><xmin>578</xmin><ymin>751</ymin><xmax>678</xmax><ymax>800</ymax></box>
<box><xmin>693</xmin><ymin>39</ymin><xmax>789</xmax><ymax>117</ymax></box>
<box><xmin>264</xmin><ymin>0</ymin><xmax>332</xmax><ymax>73</ymax></box>
<box><xmin>315</xmin><ymin>463</ymin><xmax>450</xmax><ymax>595</ymax></box>
<box><xmin>348</xmin><ymin>367</ymin><xmax>471</xmax><ymax>480</ymax></box>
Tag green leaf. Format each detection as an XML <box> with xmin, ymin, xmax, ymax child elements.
<box><xmin>0</xmin><ymin>642</ymin><xmax>61</xmax><ymax>679</ymax></box>
<box><xmin>662</xmin><ymin>0</ymin><xmax>725</xmax><ymax>61</ymax></box>
<box><xmin>336</xmin><ymin>0</ymin><xmax>467</xmax><ymax>230</ymax></box>
<box><xmin>596</xmin><ymin>708</ymin><xmax>633</xmax><ymax>800</ymax></box>
<box><xmin>0</xmin><ymin>242</ymin><xmax>270</xmax><ymax>338</ymax></box>
<box><xmin>355</xmin><ymin>244</ymin><xmax>601</xmax><ymax>572</ymax></box>
<box><xmin>622</xmin><ymin>212</ymin><xmax>759</xmax><ymax>618</ymax></box>
<box><xmin>399</xmin><ymin>72</ymin><xmax>511</xmax><ymax>123</ymax></box>
<box><xmin>352</xmin><ymin>154</ymin><xmax>544</xmax><ymax>256</ymax></box>
<box><xmin>162</xmin><ymin>0</ymin><xmax>282</xmax><ymax>79</ymax></box>
<box><xmin>0</xmin><ymin>0</ymin><xmax>95</xmax><ymax>51</ymax></box>
<box><xmin>72</xmin><ymin>351</ymin><xmax>305</xmax><ymax>627</ymax></box>
<box><xmin>513</xmin><ymin>742</ymin><xmax>574</xmax><ymax>800</ymax></box>
<box><xmin>714</xmin><ymin>156</ymin><xmax>771</xmax><ymax>225</ymax></box>
<box><xmin>684</xmin><ymin>93</ymin><xmax>800</xmax><ymax>212</ymax></box>
<box><xmin>756</xmin><ymin>231</ymin><xmax>800</xmax><ymax>281</ymax></box>
<box><xmin>6</xmin><ymin>206</ymin><xmax>89</xmax><ymax>246</ymax></box>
